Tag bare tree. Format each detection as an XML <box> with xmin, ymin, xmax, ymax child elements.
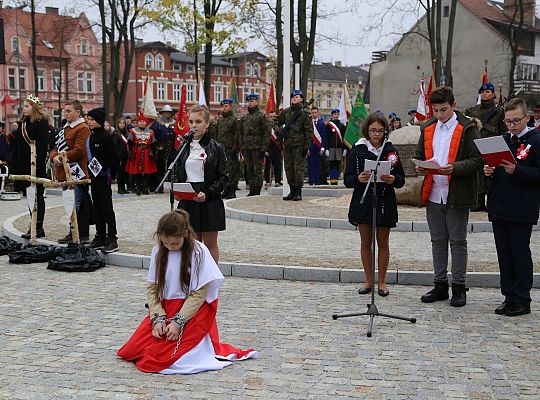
<box><xmin>444</xmin><ymin>0</ymin><xmax>457</xmax><ymax>88</ymax></box>
<box><xmin>506</xmin><ymin>0</ymin><xmax>526</xmax><ymax>93</ymax></box>
<box><xmin>96</xmin><ymin>0</ymin><xmax>152</xmax><ymax>121</ymax></box>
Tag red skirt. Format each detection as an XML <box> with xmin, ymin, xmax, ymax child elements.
<box><xmin>125</xmin><ymin>147</ymin><xmax>157</xmax><ymax>175</ymax></box>
<box><xmin>117</xmin><ymin>298</ymin><xmax>256</xmax><ymax>373</ymax></box>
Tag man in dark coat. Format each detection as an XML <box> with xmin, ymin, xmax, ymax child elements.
<box><xmin>215</xmin><ymin>99</ymin><xmax>241</xmax><ymax>199</ymax></box>
<box><xmin>464</xmin><ymin>82</ymin><xmax>506</xmax><ymax>211</ymax></box>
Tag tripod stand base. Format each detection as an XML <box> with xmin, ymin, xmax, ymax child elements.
<box><xmin>332</xmin><ymin>303</ymin><xmax>416</xmax><ymax>337</ymax></box>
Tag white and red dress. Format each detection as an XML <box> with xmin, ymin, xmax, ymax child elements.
<box><xmin>117</xmin><ymin>242</ymin><xmax>258</xmax><ymax>374</ymax></box>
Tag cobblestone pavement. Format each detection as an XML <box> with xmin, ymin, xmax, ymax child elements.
<box><xmin>5</xmin><ymin>193</ymin><xmax>540</xmax><ymax>272</ymax></box>
<box><xmin>0</xmin><ymin>259</ymin><xmax>539</xmax><ymax>399</ymax></box>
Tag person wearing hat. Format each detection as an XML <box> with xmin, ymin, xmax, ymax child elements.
<box><xmin>124</xmin><ymin>114</ymin><xmax>134</xmax><ymax>131</ymax></box>
<box><xmin>275</xmin><ymin>89</ymin><xmax>313</xmax><ymax>200</ymax></box>
<box><xmin>11</xmin><ymin>95</ymin><xmax>50</xmax><ymax>239</ymax></box>
<box><xmin>407</xmin><ymin>109</ymin><xmax>417</xmax><ymax>126</ymax></box>
<box><xmin>240</xmin><ymin>93</ymin><xmax>271</xmax><ymax>196</ymax></box>
<box><xmin>86</xmin><ymin>107</ymin><xmax>120</xmax><ymax>253</ymax></box>
<box><xmin>151</xmin><ymin>105</ymin><xmax>176</xmax><ymax>192</ymax></box>
<box><xmin>325</xmin><ymin>108</ymin><xmax>346</xmax><ymax>185</ymax></box>
<box><xmin>531</xmin><ymin>105</ymin><xmax>540</xmax><ymax>128</ymax></box>
<box><xmin>464</xmin><ymin>82</ymin><xmax>506</xmax><ymax>211</ymax></box>
<box><xmin>126</xmin><ymin>114</ymin><xmax>158</xmax><ymax>195</ymax></box>
<box><xmin>215</xmin><ymin>98</ymin><xmax>241</xmax><ymax>199</ymax></box>
<box><xmin>307</xmin><ymin>106</ymin><xmax>326</xmax><ymax>185</ymax></box>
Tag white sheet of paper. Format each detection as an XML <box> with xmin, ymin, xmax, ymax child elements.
<box><xmin>62</xmin><ymin>189</ymin><xmax>75</xmax><ymax>218</ymax></box>
<box><xmin>473</xmin><ymin>136</ymin><xmax>511</xmax><ymax>153</ymax></box>
<box><xmin>364</xmin><ymin>160</ymin><xmax>391</xmax><ymax>182</ymax></box>
<box><xmin>410</xmin><ymin>158</ymin><xmax>442</xmax><ymax>169</ymax></box>
<box><xmin>26</xmin><ymin>185</ymin><xmax>36</xmax><ymax>213</ymax></box>
<box><xmin>164</xmin><ymin>182</ymin><xmax>196</xmax><ymax>193</ymax></box>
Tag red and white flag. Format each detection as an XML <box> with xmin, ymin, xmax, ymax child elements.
<box><xmin>312</xmin><ymin>119</ymin><xmax>322</xmax><ymax>147</ymax></box>
<box><xmin>174</xmin><ymin>84</ymin><xmax>191</xmax><ymax>150</ymax></box>
<box><xmin>338</xmin><ymin>81</ymin><xmax>352</xmax><ymax>126</ymax></box>
<box><xmin>477</xmin><ymin>66</ymin><xmax>489</xmax><ymax>104</ymax></box>
<box><xmin>416</xmin><ymin>76</ymin><xmax>434</xmax><ymax>121</ymax></box>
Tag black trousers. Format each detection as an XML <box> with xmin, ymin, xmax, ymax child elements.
<box><xmin>90</xmin><ymin>177</ymin><xmax>117</xmax><ymax>238</ymax></box>
<box><xmin>264</xmin><ymin>148</ymin><xmax>282</xmax><ymax>183</ymax></box>
<box><xmin>117</xmin><ymin>159</ymin><xmax>128</xmax><ymax>190</ymax></box>
<box><xmin>492</xmin><ymin>220</ymin><xmax>533</xmax><ymax>304</ymax></box>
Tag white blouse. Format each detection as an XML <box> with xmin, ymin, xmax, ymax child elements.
<box><xmin>185</xmin><ymin>140</ymin><xmax>206</xmax><ymax>183</ymax></box>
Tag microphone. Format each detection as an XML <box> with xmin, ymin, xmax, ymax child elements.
<box><xmin>183</xmin><ymin>128</ymin><xmax>196</xmax><ymax>142</ymax></box>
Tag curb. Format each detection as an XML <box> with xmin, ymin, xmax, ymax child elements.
<box><xmin>4</xmin><ymin>211</ymin><xmax>540</xmax><ymax>289</ymax></box>
<box><xmin>224</xmin><ymin>198</ymin><xmax>540</xmax><ymax>234</ymax></box>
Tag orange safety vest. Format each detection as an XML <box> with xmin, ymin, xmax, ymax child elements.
<box><xmin>420</xmin><ymin>122</ymin><xmax>464</xmax><ymax>205</ymax></box>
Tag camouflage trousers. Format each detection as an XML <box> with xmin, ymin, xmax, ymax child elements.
<box><xmin>224</xmin><ymin>147</ymin><xmax>239</xmax><ymax>192</ymax></box>
<box><xmin>243</xmin><ymin>149</ymin><xmax>264</xmax><ymax>187</ymax></box>
<box><xmin>284</xmin><ymin>145</ymin><xmax>306</xmax><ymax>186</ymax></box>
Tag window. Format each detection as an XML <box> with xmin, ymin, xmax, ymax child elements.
<box><xmin>145</xmin><ymin>53</ymin><xmax>154</xmax><ymax>69</ymax></box>
<box><xmin>517</xmin><ymin>63</ymin><xmax>539</xmax><ymax>81</ymax></box>
<box><xmin>245</xmin><ymin>63</ymin><xmax>252</xmax><ymax>77</ymax></box>
<box><xmin>8</xmin><ymin>68</ymin><xmax>16</xmax><ymax>90</ymax></box>
<box><xmin>215</xmin><ymin>66</ymin><xmax>222</xmax><ymax>75</ymax></box>
<box><xmin>155</xmin><ymin>54</ymin><xmax>164</xmax><ymax>70</ymax></box>
<box><xmin>214</xmin><ymin>85</ymin><xmax>223</xmax><ymax>103</ymax></box>
<box><xmin>325</xmin><ymin>94</ymin><xmax>332</xmax><ymax>108</ymax></box>
<box><xmin>37</xmin><ymin>70</ymin><xmax>45</xmax><ymax>91</ymax></box>
<box><xmin>80</xmin><ymin>38</ymin><xmax>89</xmax><ymax>55</ymax></box>
<box><xmin>228</xmin><ymin>68</ymin><xmax>234</xmax><ymax>76</ymax></box>
<box><xmin>157</xmin><ymin>82</ymin><xmax>166</xmax><ymax>100</ymax></box>
<box><xmin>187</xmin><ymin>84</ymin><xmax>195</xmax><ymax>102</ymax></box>
<box><xmin>77</xmin><ymin>72</ymin><xmax>85</xmax><ymax>92</ymax></box>
<box><xmin>86</xmin><ymin>72</ymin><xmax>94</xmax><ymax>93</ymax></box>
<box><xmin>173</xmin><ymin>83</ymin><xmax>181</xmax><ymax>101</ymax></box>
<box><xmin>53</xmin><ymin>109</ymin><xmax>61</xmax><ymax>129</ymax></box>
<box><xmin>11</xmin><ymin>37</ymin><xmax>19</xmax><ymax>53</ymax></box>
<box><xmin>53</xmin><ymin>70</ymin><xmax>61</xmax><ymax>91</ymax></box>
<box><xmin>173</xmin><ymin>62</ymin><xmax>181</xmax><ymax>71</ymax></box>
<box><xmin>253</xmin><ymin>63</ymin><xmax>260</xmax><ymax>77</ymax></box>
<box><xmin>186</xmin><ymin>64</ymin><xmax>195</xmax><ymax>73</ymax></box>
<box><xmin>18</xmin><ymin>69</ymin><xmax>26</xmax><ymax>90</ymax></box>
<box><xmin>443</xmin><ymin>6</ymin><xmax>450</xmax><ymax>17</ymax></box>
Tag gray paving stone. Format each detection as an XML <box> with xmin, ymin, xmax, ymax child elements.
<box><xmin>306</xmin><ymin>218</ymin><xmax>331</xmax><ymax>229</ymax></box>
<box><xmin>339</xmin><ymin>268</ymin><xmax>365</xmax><ymax>283</ymax></box>
<box><xmin>395</xmin><ymin>221</ymin><xmax>413</xmax><ymax>232</ymax></box>
<box><xmin>251</xmin><ymin>213</ymin><xmax>268</xmax><ymax>224</ymax></box>
<box><xmin>285</xmin><ymin>216</ymin><xmax>307</xmax><ymax>227</ymax></box>
<box><xmin>397</xmin><ymin>270</ymin><xmax>435</xmax><ymax>285</ymax></box>
<box><xmin>284</xmin><ymin>266</ymin><xmax>340</xmax><ymax>282</ymax></box>
<box><xmin>472</xmin><ymin>221</ymin><xmax>493</xmax><ymax>233</ymax></box>
<box><xmin>231</xmin><ymin>263</ymin><xmax>284</xmax><ymax>280</ymax></box>
<box><xmin>466</xmin><ymin>272</ymin><xmax>501</xmax><ymax>288</ymax></box>
<box><xmin>330</xmin><ymin>219</ymin><xmax>356</xmax><ymax>230</ymax></box>
<box><xmin>217</xmin><ymin>262</ymin><xmax>232</xmax><ymax>277</ymax></box>
<box><xmin>267</xmin><ymin>214</ymin><xmax>286</xmax><ymax>225</ymax></box>
<box><xmin>229</xmin><ymin>209</ymin><xmax>240</xmax><ymax>219</ymax></box>
<box><xmin>104</xmin><ymin>252</ymin><xmax>142</xmax><ymax>269</ymax></box>
<box><xmin>412</xmin><ymin>222</ymin><xmax>430</xmax><ymax>232</ymax></box>
<box><xmin>239</xmin><ymin>211</ymin><xmax>253</xmax><ymax>222</ymax></box>
<box><xmin>141</xmin><ymin>256</ymin><xmax>151</xmax><ymax>269</ymax></box>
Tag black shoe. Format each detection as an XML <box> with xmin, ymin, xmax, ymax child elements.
<box><xmin>421</xmin><ymin>283</ymin><xmax>449</xmax><ymax>303</ymax></box>
<box><xmin>136</xmin><ymin>187</ymin><xmax>142</xmax><ymax>196</ymax></box>
<box><xmin>450</xmin><ymin>283</ymin><xmax>468</xmax><ymax>307</ymax></box>
<box><xmin>358</xmin><ymin>286</ymin><xmax>372</xmax><ymax>295</ymax></box>
<box><xmin>320</xmin><ymin>181</ymin><xmax>329</xmax><ymax>185</ymax></box>
<box><xmin>224</xmin><ymin>192</ymin><xmax>236</xmax><ymax>200</ymax></box>
<box><xmin>283</xmin><ymin>187</ymin><xmax>295</xmax><ymax>201</ymax></box>
<box><xmin>142</xmin><ymin>187</ymin><xmax>149</xmax><ymax>195</ymax></box>
<box><xmin>118</xmin><ymin>188</ymin><xmax>129</xmax><ymax>194</ymax></box>
<box><xmin>22</xmin><ymin>228</ymin><xmax>45</xmax><ymax>239</ymax></box>
<box><xmin>79</xmin><ymin>236</ymin><xmax>91</xmax><ymax>245</ymax></box>
<box><xmin>378</xmin><ymin>288</ymin><xmax>390</xmax><ymax>297</ymax></box>
<box><xmin>58</xmin><ymin>233</ymin><xmax>73</xmax><ymax>244</ymax></box>
<box><xmin>292</xmin><ymin>187</ymin><xmax>302</xmax><ymax>201</ymax></box>
<box><xmin>90</xmin><ymin>236</ymin><xmax>107</xmax><ymax>250</ymax></box>
<box><xmin>495</xmin><ymin>301</ymin><xmax>507</xmax><ymax>315</ymax></box>
<box><xmin>102</xmin><ymin>237</ymin><xmax>119</xmax><ymax>253</ymax></box>
<box><xmin>505</xmin><ymin>302</ymin><xmax>531</xmax><ymax>317</ymax></box>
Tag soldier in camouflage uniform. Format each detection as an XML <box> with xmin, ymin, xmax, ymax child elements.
<box><xmin>464</xmin><ymin>82</ymin><xmax>506</xmax><ymax>211</ymax></box>
<box><xmin>240</xmin><ymin>93</ymin><xmax>271</xmax><ymax>196</ymax></box>
<box><xmin>215</xmin><ymin>99</ymin><xmax>240</xmax><ymax>199</ymax></box>
<box><xmin>275</xmin><ymin>90</ymin><xmax>313</xmax><ymax>201</ymax></box>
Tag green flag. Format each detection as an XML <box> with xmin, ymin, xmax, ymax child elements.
<box><xmin>343</xmin><ymin>91</ymin><xmax>368</xmax><ymax>148</ymax></box>
<box><xmin>229</xmin><ymin>79</ymin><xmax>240</xmax><ymax>106</ymax></box>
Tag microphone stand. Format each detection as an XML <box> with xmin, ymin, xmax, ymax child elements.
<box><xmin>332</xmin><ymin>137</ymin><xmax>416</xmax><ymax>337</ymax></box>
<box><xmin>155</xmin><ymin>132</ymin><xmax>194</xmax><ymax>211</ymax></box>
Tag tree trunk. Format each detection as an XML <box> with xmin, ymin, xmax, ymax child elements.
<box><xmin>203</xmin><ymin>0</ymin><xmax>214</xmax><ymax>105</ymax></box>
<box><xmin>30</xmin><ymin>0</ymin><xmax>39</xmax><ymax>96</ymax></box>
<box><xmin>444</xmin><ymin>0</ymin><xmax>457</xmax><ymax>89</ymax></box>
<box><xmin>508</xmin><ymin>0</ymin><xmax>525</xmax><ymax>94</ymax></box>
<box><xmin>275</xmin><ymin>0</ymin><xmax>283</xmax><ymax>107</ymax></box>
<box><xmin>99</xmin><ymin>0</ymin><xmax>109</xmax><ymax>113</ymax></box>
<box><xmin>434</xmin><ymin>0</ymin><xmax>442</xmax><ymax>85</ymax></box>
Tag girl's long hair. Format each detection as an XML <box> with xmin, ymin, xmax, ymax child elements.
<box><xmin>153</xmin><ymin>210</ymin><xmax>200</xmax><ymax>297</ymax></box>
<box><xmin>115</xmin><ymin>118</ymin><xmax>128</xmax><ymax>136</ymax></box>
<box><xmin>22</xmin><ymin>101</ymin><xmax>48</xmax><ymax>124</ymax></box>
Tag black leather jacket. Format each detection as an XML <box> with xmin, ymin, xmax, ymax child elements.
<box><xmin>174</xmin><ymin>132</ymin><xmax>229</xmax><ymax>199</ymax></box>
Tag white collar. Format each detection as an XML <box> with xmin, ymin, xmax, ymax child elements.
<box><xmin>436</xmin><ymin>112</ymin><xmax>458</xmax><ymax>130</ymax></box>
<box><xmin>515</xmin><ymin>126</ymin><xmax>533</xmax><ymax>138</ymax></box>
<box><xmin>355</xmin><ymin>137</ymin><xmax>383</xmax><ymax>156</ymax></box>
<box><xmin>65</xmin><ymin>117</ymin><xmax>86</xmax><ymax>129</ymax></box>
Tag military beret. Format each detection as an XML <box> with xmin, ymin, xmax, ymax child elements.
<box><xmin>407</xmin><ymin>109</ymin><xmax>417</xmax><ymax>115</ymax></box>
<box><xmin>220</xmin><ymin>98</ymin><xmax>234</xmax><ymax>105</ymax></box>
<box><xmin>246</xmin><ymin>93</ymin><xmax>259</xmax><ymax>101</ymax></box>
<box><xmin>290</xmin><ymin>89</ymin><xmax>304</xmax><ymax>98</ymax></box>
<box><xmin>331</xmin><ymin>108</ymin><xmax>340</xmax><ymax>114</ymax></box>
<box><xmin>478</xmin><ymin>82</ymin><xmax>495</xmax><ymax>93</ymax></box>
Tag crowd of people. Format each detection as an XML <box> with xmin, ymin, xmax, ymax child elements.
<box><xmin>0</xmin><ymin>83</ymin><xmax>538</xmax><ymax>375</ymax></box>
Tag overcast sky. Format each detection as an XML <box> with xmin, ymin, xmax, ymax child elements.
<box><xmin>25</xmin><ymin>0</ymin><xmax>420</xmax><ymax>66</ymax></box>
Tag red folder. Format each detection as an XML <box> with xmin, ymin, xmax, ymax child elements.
<box><xmin>474</xmin><ymin>136</ymin><xmax>516</xmax><ymax>167</ymax></box>
<box><xmin>164</xmin><ymin>182</ymin><xmax>198</xmax><ymax>201</ymax></box>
